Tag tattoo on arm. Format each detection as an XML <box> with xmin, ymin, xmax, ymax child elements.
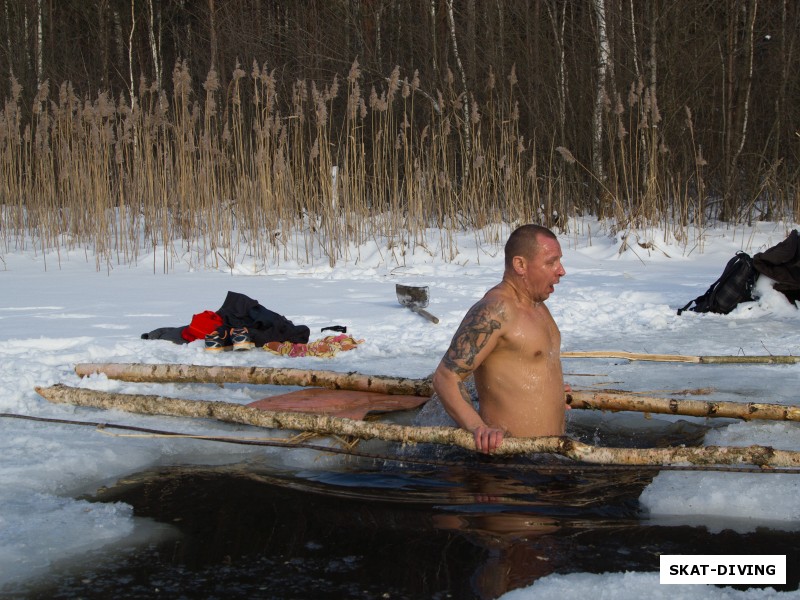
<box><xmin>442</xmin><ymin>301</ymin><xmax>505</xmax><ymax>376</ymax></box>
<box><xmin>456</xmin><ymin>381</ymin><xmax>472</xmax><ymax>406</ymax></box>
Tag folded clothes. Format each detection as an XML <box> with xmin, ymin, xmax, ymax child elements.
<box><xmin>263</xmin><ymin>334</ymin><xmax>363</xmax><ymax>358</ymax></box>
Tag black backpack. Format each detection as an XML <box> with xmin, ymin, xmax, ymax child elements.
<box><xmin>677</xmin><ymin>251</ymin><xmax>758</xmax><ymax>315</ymax></box>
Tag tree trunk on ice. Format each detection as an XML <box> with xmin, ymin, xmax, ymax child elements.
<box><xmin>74</xmin><ymin>362</ymin><xmax>436</xmax><ymax>396</ymax></box>
<box><xmin>560</xmin><ymin>350</ymin><xmax>800</xmax><ymax>364</ymax></box>
<box><xmin>567</xmin><ymin>391</ymin><xmax>800</xmax><ymax>422</ymax></box>
<box><xmin>73</xmin><ymin>362</ymin><xmax>800</xmax><ymax>423</ymax></box>
<box><xmin>36</xmin><ymin>385</ymin><xmax>800</xmax><ymax>467</ymax></box>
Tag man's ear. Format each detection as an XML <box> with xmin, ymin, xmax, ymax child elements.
<box><xmin>511</xmin><ymin>255</ymin><xmax>527</xmax><ymax>275</ymax></box>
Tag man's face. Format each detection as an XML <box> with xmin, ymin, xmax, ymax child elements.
<box><xmin>522</xmin><ymin>236</ymin><xmax>566</xmax><ymax>302</ymax></box>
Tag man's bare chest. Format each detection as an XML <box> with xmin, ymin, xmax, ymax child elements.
<box><xmin>497</xmin><ymin>309</ymin><xmax>560</xmax><ymax>362</ymax></box>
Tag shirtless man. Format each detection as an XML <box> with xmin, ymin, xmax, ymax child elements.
<box><xmin>432</xmin><ymin>224</ymin><xmax>568</xmax><ymax>453</ymax></box>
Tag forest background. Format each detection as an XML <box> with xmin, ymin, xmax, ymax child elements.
<box><xmin>1</xmin><ymin>0</ymin><xmax>798</xmax><ymax>272</ymax></box>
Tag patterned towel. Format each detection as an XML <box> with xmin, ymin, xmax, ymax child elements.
<box><xmin>263</xmin><ymin>334</ymin><xmax>363</xmax><ymax>358</ymax></box>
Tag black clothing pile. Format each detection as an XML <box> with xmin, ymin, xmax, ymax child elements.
<box><xmin>142</xmin><ymin>291</ymin><xmax>310</xmax><ymax>346</ymax></box>
<box><xmin>678</xmin><ymin>229</ymin><xmax>800</xmax><ymax>315</ymax></box>
<box><xmin>753</xmin><ymin>229</ymin><xmax>800</xmax><ymax>305</ymax></box>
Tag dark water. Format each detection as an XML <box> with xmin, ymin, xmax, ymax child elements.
<box><xmin>18</xmin><ymin>445</ymin><xmax>800</xmax><ymax>600</ymax></box>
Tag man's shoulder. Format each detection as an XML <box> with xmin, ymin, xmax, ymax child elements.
<box><xmin>482</xmin><ymin>281</ymin><xmax>514</xmax><ymax>301</ymax></box>
<box><xmin>469</xmin><ymin>287</ymin><xmax>517</xmax><ymax>323</ymax></box>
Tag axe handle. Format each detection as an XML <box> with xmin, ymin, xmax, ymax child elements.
<box><xmin>411</xmin><ymin>306</ymin><xmax>440</xmax><ymax>324</ymax></box>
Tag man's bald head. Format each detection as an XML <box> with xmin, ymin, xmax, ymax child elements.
<box><xmin>504</xmin><ymin>224</ymin><xmax>557</xmax><ymax>270</ymax></box>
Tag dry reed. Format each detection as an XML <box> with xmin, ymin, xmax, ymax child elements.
<box><xmin>0</xmin><ymin>64</ymin><xmax>795</xmax><ymax>271</ymax></box>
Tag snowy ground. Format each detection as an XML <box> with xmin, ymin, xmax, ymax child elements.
<box><xmin>1</xmin><ymin>218</ymin><xmax>798</xmax><ymax>597</ymax></box>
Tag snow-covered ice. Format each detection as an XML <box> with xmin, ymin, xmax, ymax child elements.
<box><xmin>1</xmin><ymin>219</ymin><xmax>798</xmax><ymax>597</ymax></box>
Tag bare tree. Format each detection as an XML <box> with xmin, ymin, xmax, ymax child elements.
<box><xmin>147</xmin><ymin>0</ymin><xmax>162</xmax><ymax>89</ymax></box>
<box><xmin>545</xmin><ymin>0</ymin><xmax>569</xmax><ymax>143</ymax></box>
<box><xmin>112</xmin><ymin>4</ymin><xmax>125</xmax><ymax>75</ymax></box>
<box><xmin>629</xmin><ymin>0</ymin><xmax>641</xmax><ymax>78</ymax></box>
<box><xmin>592</xmin><ymin>0</ymin><xmax>610</xmax><ymax>184</ymax></box>
<box><xmin>466</xmin><ymin>0</ymin><xmax>476</xmax><ymax>83</ymax></box>
<box><xmin>495</xmin><ymin>0</ymin><xmax>505</xmax><ymax>68</ymax></box>
<box><xmin>97</xmin><ymin>0</ymin><xmax>109</xmax><ymax>89</ymax></box>
<box><xmin>128</xmin><ymin>0</ymin><xmax>136</xmax><ymax>105</ymax></box>
<box><xmin>723</xmin><ymin>0</ymin><xmax>758</xmax><ymax>219</ymax></box>
<box><xmin>774</xmin><ymin>0</ymin><xmax>794</xmax><ymax>169</ymax></box>
<box><xmin>3</xmin><ymin>0</ymin><xmax>14</xmax><ymax>78</ymax></box>
<box><xmin>429</xmin><ymin>0</ymin><xmax>438</xmax><ymax>76</ymax></box>
<box><xmin>446</xmin><ymin>0</ymin><xmax>471</xmax><ymax>159</ymax></box>
<box><xmin>208</xmin><ymin>0</ymin><xmax>218</xmax><ymax>70</ymax></box>
<box><xmin>35</xmin><ymin>0</ymin><xmax>43</xmax><ymax>85</ymax></box>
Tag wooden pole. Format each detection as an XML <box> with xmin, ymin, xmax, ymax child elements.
<box><xmin>74</xmin><ymin>362</ymin><xmax>800</xmax><ymax>422</ymax></box>
<box><xmin>561</xmin><ymin>350</ymin><xmax>800</xmax><ymax>364</ymax></box>
<box><xmin>35</xmin><ymin>384</ymin><xmax>800</xmax><ymax>467</ymax></box>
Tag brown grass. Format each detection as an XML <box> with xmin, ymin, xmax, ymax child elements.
<box><xmin>0</xmin><ymin>63</ymin><xmax>795</xmax><ymax>271</ymax></box>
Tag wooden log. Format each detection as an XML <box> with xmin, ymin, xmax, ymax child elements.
<box><xmin>568</xmin><ymin>391</ymin><xmax>800</xmax><ymax>422</ymax></box>
<box><xmin>75</xmin><ymin>362</ymin><xmax>800</xmax><ymax>422</ymax></box>
<box><xmin>35</xmin><ymin>384</ymin><xmax>800</xmax><ymax>468</ymax></box>
<box><xmin>74</xmin><ymin>362</ymin><xmax>434</xmax><ymax>396</ymax></box>
<box><xmin>562</xmin><ymin>350</ymin><xmax>800</xmax><ymax>364</ymax></box>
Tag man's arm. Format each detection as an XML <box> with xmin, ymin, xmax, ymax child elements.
<box><xmin>432</xmin><ymin>299</ymin><xmax>507</xmax><ymax>453</ymax></box>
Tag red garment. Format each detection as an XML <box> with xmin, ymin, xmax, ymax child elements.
<box><xmin>181</xmin><ymin>310</ymin><xmax>223</xmax><ymax>342</ymax></box>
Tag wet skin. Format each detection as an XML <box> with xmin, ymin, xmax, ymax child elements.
<box><xmin>433</xmin><ymin>235</ymin><xmax>568</xmax><ymax>453</ymax></box>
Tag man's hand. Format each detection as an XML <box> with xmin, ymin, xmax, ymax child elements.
<box><xmin>471</xmin><ymin>425</ymin><xmax>505</xmax><ymax>454</ymax></box>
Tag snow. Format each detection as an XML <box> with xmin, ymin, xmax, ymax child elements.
<box><xmin>500</xmin><ymin>571</ymin><xmax>787</xmax><ymax>599</ymax></box>
<box><xmin>1</xmin><ymin>218</ymin><xmax>798</xmax><ymax>597</ymax></box>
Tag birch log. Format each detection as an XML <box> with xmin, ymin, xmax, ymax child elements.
<box><xmin>74</xmin><ymin>362</ymin><xmax>800</xmax><ymax>422</ymax></box>
<box><xmin>35</xmin><ymin>384</ymin><xmax>800</xmax><ymax>467</ymax></box>
<box><xmin>567</xmin><ymin>392</ymin><xmax>800</xmax><ymax>422</ymax></box>
<box><xmin>561</xmin><ymin>351</ymin><xmax>800</xmax><ymax>364</ymax></box>
<box><xmin>75</xmin><ymin>362</ymin><xmax>435</xmax><ymax>396</ymax></box>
